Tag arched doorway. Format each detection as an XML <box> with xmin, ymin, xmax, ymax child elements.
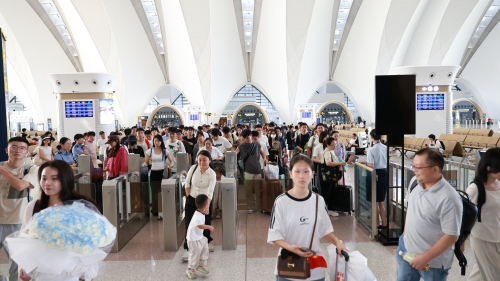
<box><xmin>452</xmin><ymin>98</ymin><xmax>484</xmax><ymax>122</ymax></box>
<box><xmin>223</xmin><ymin>84</ymin><xmax>280</xmax><ymax>126</ymax></box>
<box><xmin>316</xmin><ymin>101</ymin><xmax>354</xmax><ymax>124</ymax></box>
<box><xmin>146</xmin><ymin>105</ymin><xmax>185</xmax><ymax>127</ymax></box>
<box><xmin>231</xmin><ymin>103</ymin><xmax>270</xmax><ymax>129</ymax></box>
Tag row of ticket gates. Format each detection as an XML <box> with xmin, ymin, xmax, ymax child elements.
<box><xmin>74</xmin><ymin>152</ymin><xmax>239</xmax><ymax>253</ymax></box>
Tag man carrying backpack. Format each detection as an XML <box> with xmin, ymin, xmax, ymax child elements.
<box><xmin>426</xmin><ymin>134</ymin><xmax>444</xmax><ymax>153</ymax></box>
<box><xmin>397</xmin><ymin>148</ymin><xmax>462</xmax><ymax>281</ymax></box>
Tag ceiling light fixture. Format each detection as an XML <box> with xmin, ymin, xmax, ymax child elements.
<box><xmin>427</xmin><ymin>86</ymin><xmax>433</xmax><ymax>91</ymax></box>
<box><xmin>246</xmin><ymin>41</ymin><xmax>251</xmax><ymax>46</ymax></box>
<box><xmin>335</xmin><ymin>29</ymin><xmax>340</xmax><ymax>34</ymax></box>
<box><xmin>155</xmin><ymin>33</ymin><xmax>162</xmax><ymax>38</ymax></box>
<box><xmin>246</xmin><ymin>31</ymin><xmax>251</xmax><ymax>36</ymax></box>
<box><xmin>51</xmin><ymin>13</ymin><xmax>61</xmax><ymax>18</ymax></box>
<box><xmin>433</xmin><ymin>86</ymin><xmax>439</xmax><ymax>91</ymax></box>
<box><xmin>422</xmin><ymin>87</ymin><xmax>426</xmax><ymax>91</ymax></box>
<box><xmin>143</xmin><ymin>0</ymin><xmax>155</xmax><ymax>5</ymax></box>
<box><xmin>152</xmin><ymin>22</ymin><xmax>159</xmax><ymax>28</ymax></box>
<box><xmin>245</xmin><ymin>21</ymin><xmax>251</xmax><ymax>25</ymax></box>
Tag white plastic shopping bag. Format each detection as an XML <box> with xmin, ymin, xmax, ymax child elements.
<box><xmin>265</xmin><ymin>164</ymin><xmax>279</xmax><ymax>180</ymax></box>
<box><xmin>327</xmin><ymin>245</ymin><xmax>377</xmax><ymax>281</ymax></box>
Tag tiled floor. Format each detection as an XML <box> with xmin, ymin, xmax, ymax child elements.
<box><xmin>0</xmin><ymin>162</ymin><xmax>478</xmax><ymax>280</ymax></box>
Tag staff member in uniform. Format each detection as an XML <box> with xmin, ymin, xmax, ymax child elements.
<box><xmin>365</xmin><ymin>129</ymin><xmax>388</xmax><ymax>229</ymax></box>
<box><xmin>182</xmin><ymin>150</ymin><xmax>217</xmax><ymax>262</ymax></box>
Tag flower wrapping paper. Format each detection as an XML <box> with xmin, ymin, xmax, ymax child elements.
<box><xmin>5</xmin><ymin>200</ymin><xmax>117</xmax><ymax>280</ymax></box>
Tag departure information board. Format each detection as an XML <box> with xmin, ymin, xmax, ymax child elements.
<box><xmin>65</xmin><ymin>101</ymin><xmax>94</xmax><ymax>118</ymax></box>
<box><xmin>417</xmin><ymin>94</ymin><xmax>444</xmax><ymax>110</ymax></box>
<box><xmin>301</xmin><ymin>112</ymin><xmax>312</xmax><ymax>118</ymax></box>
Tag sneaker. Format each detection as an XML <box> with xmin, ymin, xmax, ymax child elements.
<box><xmin>247</xmin><ymin>210</ymin><xmax>253</xmax><ymax>214</ymax></box>
<box><xmin>328</xmin><ymin>211</ymin><xmax>339</xmax><ymax>217</ymax></box>
<box><xmin>182</xmin><ymin>250</ymin><xmax>189</xmax><ymax>262</ymax></box>
<box><xmin>197</xmin><ymin>266</ymin><xmax>210</xmax><ymax>274</ymax></box>
<box><xmin>209</xmin><ymin>244</ymin><xmax>215</xmax><ymax>252</ymax></box>
<box><xmin>186</xmin><ymin>269</ymin><xmax>197</xmax><ymax>279</ymax></box>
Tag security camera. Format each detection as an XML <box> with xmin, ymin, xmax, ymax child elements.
<box><xmin>92</xmin><ymin>79</ymin><xmax>98</xmax><ymax>85</ymax></box>
<box><xmin>73</xmin><ymin>80</ymin><xmax>79</xmax><ymax>85</ymax></box>
<box><xmin>448</xmin><ymin>72</ymin><xmax>453</xmax><ymax>77</ymax></box>
<box><xmin>56</xmin><ymin>80</ymin><xmax>61</xmax><ymax>85</ymax></box>
<box><xmin>107</xmin><ymin>80</ymin><xmax>112</xmax><ymax>85</ymax></box>
<box><xmin>429</xmin><ymin>73</ymin><xmax>435</xmax><ymax>78</ymax></box>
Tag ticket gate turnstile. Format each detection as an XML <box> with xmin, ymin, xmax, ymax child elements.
<box><xmin>221</xmin><ymin>178</ymin><xmax>237</xmax><ymax>250</ymax></box>
<box><xmin>102</xmin><ymin>154</ymin><xmax>150</xmax><ymax>253</ymax></box>
<box><xmin>162</xmin><ymin>176</ymin><xmax>186</xmax><ymax>252</ymax></box>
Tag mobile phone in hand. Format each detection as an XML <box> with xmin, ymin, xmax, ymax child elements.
<box><xmin>300</xmin><ymin>247</ymin><xmax>316</xmax><ymax>255</ymax></box>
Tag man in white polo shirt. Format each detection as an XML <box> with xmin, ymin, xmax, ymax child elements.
<box><xmin>396</xmin><ymin>148</ymin><xmax>462</xmax><ymax>281</ymax></box>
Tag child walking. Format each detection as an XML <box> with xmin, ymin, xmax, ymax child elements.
<box><xmin>186</xmin><ymin>194</ymin><xmax>214</xmax><ymax>279</ymax></box>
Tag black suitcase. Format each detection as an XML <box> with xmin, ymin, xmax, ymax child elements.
<box><xmin>329</xmin><ymin>184</ymin><xmax>353</xmax><ymax>215</ymax></box>
<box><xmin>328</xmin><ymin>169</ymin><xmax>353</xmax><ymax>215</ymax></box>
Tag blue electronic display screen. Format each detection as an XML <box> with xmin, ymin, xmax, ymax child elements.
<box><xmin>302</xmin><ymin>112</ymin><xmax>312</xmax><ymax>118</ymax></box>
<box><xmin>189</xmin><ymin>114</ymin><xmax>200</xmax><ymax>121</ymax></box>
<box><xmin>417</xmin><ymin>94</ymin><xmax>444</xmax><ymax>110</ymax></box>
<box><xmin>65</xmin><ymin>101</ymin><xmax>94</xmax><ymax>118</ymax></box>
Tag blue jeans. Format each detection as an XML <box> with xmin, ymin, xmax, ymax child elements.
<box><xmin>396</xmin><ymin>235</ymin><xmax>450</xmax><ymax>281</ymax></box>
<box><xmin>276</xmin><ymin>277</ymin><xmax>324</xmax><ymax>281</ymax></box>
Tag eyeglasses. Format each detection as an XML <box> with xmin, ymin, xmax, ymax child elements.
<box><xmin>9</xmin><ymin>145</ymin><xmax>28</xmax><ymax>152</ymax></box>
<box><xmin>411</xmin><ymin>165</ymin><xmax>435</xmax><ymax>171</ymax></box>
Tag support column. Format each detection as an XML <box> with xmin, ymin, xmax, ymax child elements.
<box><xmin>445</xmin><ymin>91</ymin><xmax>453</xmax><ymax>134</ymax></box>
<box><xmin>0</xmin><ymin>29</ymin><xmax>9</xmax><ymax>161</ymax></box>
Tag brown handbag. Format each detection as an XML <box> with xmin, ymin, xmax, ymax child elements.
<box><xmin>277</xmin><ymin>194</ymin><xmax>318</xmax><ymax>279</ymax></box>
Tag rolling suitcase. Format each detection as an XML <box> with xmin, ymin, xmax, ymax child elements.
<box><xmin>328</xmin><ymin>170</ymin><xmax>353</xmax><ymax>215</ymax></box>
<box><xmin>260</xmin><ymin>179</ymin><xmax>282</xmax><ymax>213</ymax></box>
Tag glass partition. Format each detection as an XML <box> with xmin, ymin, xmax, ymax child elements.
<box><xmin>354</xmin><ymin>163</ymin><xmax>378</xmax><ymax>239</ymax></box>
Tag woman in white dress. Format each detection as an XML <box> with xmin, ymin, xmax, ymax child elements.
<box><xmin>35</xmin><ymin>137</ymin><xmax>54</xmax><ymax>165</ymax></box>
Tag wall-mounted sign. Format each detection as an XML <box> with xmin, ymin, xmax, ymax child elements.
<box><xmin>327</xmin><ymin>111</ymin><xmax>339</xmax><ymax>115</ymax></box>
<box><xmin>245</xmin><ymin>113</ymin><xmax>255</xmax><ymax>116</ymax></box>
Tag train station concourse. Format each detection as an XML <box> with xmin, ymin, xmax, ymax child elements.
<box><xmin>1</xmin><ymin>1</ymin><xmax>500</xmax><ymax>281</ymax></box>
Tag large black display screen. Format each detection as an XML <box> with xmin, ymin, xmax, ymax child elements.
<box><xmin>416</xmin><ymin>94</ymin><xmax>444</xmax><ymax>110</ymax></box>
<box><xmin>65</xmin><ymin>101</ymin><xmax>93</xmax><ymax>118</ymax></box>
<box><xmin>375</xmin><ymin>75</ymin><xmax>416</xmax><ymax>135</ymax></box>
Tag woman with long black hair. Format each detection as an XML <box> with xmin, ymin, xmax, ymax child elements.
<box><xmin>19</xmin><ymin>160</ymin><xmax>97</xmax><ymax>281</ymax></box>
<box><xmin>104</xmin><ymin>135</ymin><xmax>128</xmax><ymax>180</ymax></box>
<box><xmin>466</xmin><ymin>148</ymin><xmax>500</xmax><ymax>281</ymax></box>
<box><xmin>142</xmin><ymin>134</ymin><xmax>173</xmax><ymax>218</ymax></box>
<box><xmin>182</xmin><ymin>150</ymin><xmax>216</xmax><ymax>262</ymax></box>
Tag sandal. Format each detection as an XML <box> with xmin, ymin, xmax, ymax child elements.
<box><xmin>158</xmin><ymin>216</ymin><xmax>163</xmax><ymax>220</ymax></box>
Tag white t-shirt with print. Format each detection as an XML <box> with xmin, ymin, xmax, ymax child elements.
<box><xmin>187</xmin><ymin>210</ymin><xmax>205</xmax><ymax>241</ymax></box>
<box><xmin>146</xmin><ymin>148</ymin><xmax>170</xmax><ymax>170</ymax></box>
<box><xmin>165</xmin><ymin>140</ymin><xmax>186</xmax><ymax>172</ymax></box>
<box><xmin>0</xmin><ymin>162</ymin><xmax>38</xmax><ymax>224</ymax></box>
<box><xmin>212</xmin><ymin>137</ymin><xmax>232</xmax><ymax>154</ymax></box>
<box><xmin>268</xmin><ymin>191</ymin><xmax>333</xmax><ymax>281</ymax></box>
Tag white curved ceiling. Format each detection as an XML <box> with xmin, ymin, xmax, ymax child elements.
<box><xmin>2</xmin><ymin>0</ymin><xmax>500</xmax><ymax>128</ymax></box>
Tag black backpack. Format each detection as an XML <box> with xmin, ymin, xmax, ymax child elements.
<box><xmin>409</xmin><ymin>180</ymin><xmax>478</xmax><ymax>276</ymax></box>
<box><xmin>438</xmin><ymin>139</ymin><xmax>446</xmax><ymax>150</ymax></box>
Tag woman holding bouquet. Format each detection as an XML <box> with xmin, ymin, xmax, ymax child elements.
<box><xmin>19</xmin><ymin>160</ymin><xmax>98</xmax><ymax>281</ymax></box>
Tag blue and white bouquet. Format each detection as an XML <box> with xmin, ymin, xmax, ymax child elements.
<box><xmin>5</xmin><ymin>200</ymin><xmax>117</xmax><ymax>281</ymax></box>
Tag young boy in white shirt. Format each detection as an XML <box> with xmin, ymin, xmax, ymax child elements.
<box><xmin>186</xmin><ymin>194</ymin><xmax>214</xmax><ymax>279</ymax></box>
